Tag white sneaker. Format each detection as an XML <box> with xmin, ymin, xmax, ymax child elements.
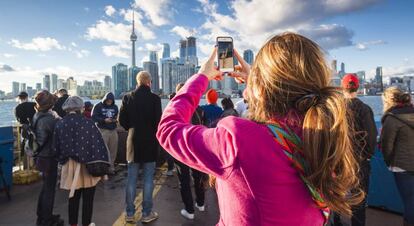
<box><xmin>88</xmin><ymin>223</ymin><xmax>96</xmax><ymax>226</ymax></box>
<box><xmin>180</xmin><ymin>209</ymin><xmax>194</xmax><ymax>220</ymax></box>
<box><xmin>195</xmin><ymin>203</ymin><xmax>205</xmax><ymax>212</ymax></box>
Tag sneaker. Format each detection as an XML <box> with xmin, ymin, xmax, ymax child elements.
<box><xmin>166</xmin><ymin>170</ymin><xmax>174</xmax><ymax>176</ymax></box>
<box><xmin>125</xmin><ymin>215</ymin><xmax>135</xmax><ymax>223</ymax></box>
<box><xmin>195</xmin><ymin>203</ymin><xmax>205</xmax><ymax>212</ymax></box>
<box><xmin>180</xmin><ymin>209</ymin><xmax>194</xmax><ymax>220</ymax></box>
<box><xmin>88</xmin><ymin>223</ymin><xmax>96</xmax><ymax>226</ymax></box>
<box><xmin>141</xmin><ymin>211</ymin><xmax>159</xmax><ymax>223</ymax></box>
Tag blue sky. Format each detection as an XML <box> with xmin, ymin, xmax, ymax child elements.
<box><xmin>0</xmin><ymin>0</ymin><xmax>413</xmax><ymax>93</ymax></box>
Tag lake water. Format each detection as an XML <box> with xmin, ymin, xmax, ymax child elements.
<box><xmin>0</xmin><ymin>96</ymin><xmax>385</xmax><ymax>127</ymax></box>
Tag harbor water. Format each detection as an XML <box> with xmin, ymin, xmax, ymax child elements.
<box><xmin>0</xmin><ymin>96</ymin><xmax>386</xmax><ymax>127</ymax></box>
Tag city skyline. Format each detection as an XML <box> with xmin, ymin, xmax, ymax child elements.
<box><xmin>1</xmin><ymin>0</ymin><xmax>414</xmax><ymax>93</ymax></box>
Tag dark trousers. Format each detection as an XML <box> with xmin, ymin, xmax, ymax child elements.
<box><xmin>332</xmin><ymin>161</ymin><xmax>371</xmax><ymax>226</ymax></box>
<box><xmin>394</xmin><ymin>172</ymin><xmax>414</xmax><ymax>224</ymax></box>
<box><xmin>36</xmin><ymin>158</ymin><xmax>58</xmax><ymax>224</ymax></box>
<box><xmin>175</xmin><ymin>161</ymin><xmax>207</xmax><ymax>214</ymax></box>
<box><xmin>68</xmin><ymin>187</ymin><xmax>96</xmax><ymax>226</ymax></box>
<box><xmin>167</xmin><ymin>154</ymin><xmax>175</xmax><ymax>171</ymax></box>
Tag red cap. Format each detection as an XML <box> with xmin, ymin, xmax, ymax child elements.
<box><xmin>206</xmin><ymin>89</ymin><xmax>218</xmax><ymax>104</ymax></box>
<box><xmin>341</xmin><ymin>73</ymin><xmax>359</xmax><ymax>90</ymax></box>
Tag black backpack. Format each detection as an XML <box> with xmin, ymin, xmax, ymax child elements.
<box><xmin>23</xmin><ymin>115</ymin><xmax>45</xmax><ymax>157</ymax></box>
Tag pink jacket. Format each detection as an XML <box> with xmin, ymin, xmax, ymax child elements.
<box><xmin>157</xmin><ymin>74</ymin><xmax>324</xmax><ymax>226</ymax></box>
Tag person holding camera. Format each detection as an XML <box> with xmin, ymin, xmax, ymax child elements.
<box><xmin>157</xmin><ymin>33</ymin><xmax>363</xmax><ymax>225</ymax></box>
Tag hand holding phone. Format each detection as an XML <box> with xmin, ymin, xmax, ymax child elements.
<box><xmin>217</xmin><ymin>37</ymin><xmax>234</xmax><ymax>73</ymax></box>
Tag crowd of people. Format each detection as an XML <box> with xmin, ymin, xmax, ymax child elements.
<box><xmin>12</xmin><ymin>32</ymin><xmax>414</xmax><ymax>226</ymax></box>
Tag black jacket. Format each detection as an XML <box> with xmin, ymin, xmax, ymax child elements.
<box><xmin>32</xmin><ymin>111</ymin><xmax>60</xmax><ymax>158</ymax></box>
<box><xmin>119</xmin><ymin>85</ymin><xmax>162</xmax><ymax>163</ymax></box>
<box><xmin>348</xmin><ymin>98</ymin><xmax>378</xmax><ymax>161</ymax></box>
<box><xmin>381</xmin><ymin>106</ymin><xmax>414</xmax><ymax>172</ymax></box>
<box><xmin>53</xmin><ymin>94</ymin><xmax>69</xmax><ymax>118</ymax></box>
<box><xmin>14</xmin><ymin>101</ymin><xmax>36</xmax><ymax>124</ymax></box>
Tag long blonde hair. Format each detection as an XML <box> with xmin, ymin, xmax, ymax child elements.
<box><xmin>382</xmin><ymin>86</ymin><xmax>412</xmax><ymax>113</ymax></box>
<box><xmin>246</xmin><ymin>32</ymin><xmax>363</xmax><ymax>216</ymax></box>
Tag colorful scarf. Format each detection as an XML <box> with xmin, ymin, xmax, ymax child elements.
<box><xmin>267</xmin><ymin>121</ymin><xmax>330</xmax><ymax>225</ymax></box>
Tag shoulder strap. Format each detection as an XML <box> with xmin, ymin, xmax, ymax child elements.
<box><xmin>267</xmin><ymin>122</ymin><xmax>330</xmax><ymax>225</ymax></box>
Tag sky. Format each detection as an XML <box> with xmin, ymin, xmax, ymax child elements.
<box><xmin>0</xmin><ymin>0</ymin><xmax>413</xmax><ymax>93</ymax></box>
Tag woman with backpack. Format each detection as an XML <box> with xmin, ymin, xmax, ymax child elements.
<box><xmin>380</xmin><ymin>87</ymin><xmax>414</xmax><ymax>226</ymax></box>
<box><xmin>33</xmin><ymin>90</ymin><xmax>63</xmax><ymax>226</ymax></box>
<box><xmin>54</xmin><ymin>96</ymin><xmax>109</xmax><ymax>226</ymax></box>
<box><xmin>157</xmin><ymin>33</ymin><xmax>363</xmax><ymax>225</ymax></box>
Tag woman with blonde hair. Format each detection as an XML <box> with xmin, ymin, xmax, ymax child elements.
<box><xmin>157</xmin><ymin>32</ymin><xmax>363</xmax><ymax>225</ymax></box>
<box><xmin>381</xmin><ymin>87</ymin><xmax>414</xmax><ymax>226</ymax></box>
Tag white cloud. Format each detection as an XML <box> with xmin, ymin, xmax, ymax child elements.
<box><xmin>170</xmin><ymin>26</ymin><xmax>196</xmax><ymax>39</ymax></box>
<box><xmin>171</xmin><ymin>48</ymin><xmax>179</xmax><ymax>58</ymax></box>
<box><xmin>102</xmin><ymin>45</ymin><xmax>129</xmax><ymax>58</ymax></box>
<box><xmin>382</xmin><ymin>65</ymin><xmax>414</xmax><ymax>77</ymax></box>
<box><xmin>3</xmin><ymin>53</ymin><xmax>16</xmax><ymax>58</ymax></box>
<box><xmin>133</xmin><ymin>0</ymin><xmax>173</xmax><ymax>26</ymax></box>
<box><xmin>75</xmin><ymin>49</ymin><xmax>90</xmax><ymax>58</ymax></box>
<box><xmin>105</xmin><ymin>5</ymin><xmax>116</xmax><ymax>17</ymax></box>
<box><xmin>145</xmin><ymin>43</ymin><xmax>163</xmax><ymax>51</ymax></box>
<box><xmin>86</xmin><ymin>20</ymin><xmax>131</xmax><ymax>44</ymax></box>
<box><xmin>196</xmin><ymin>0</ymin><xmax>381</xmax><ymax>53</ymax></box>
<box><xmin>355</xmin><ymin>40</ymin><xmax>387</xmax><ymax>51</ymax></box>
<box><xmin>0</xmin><ymin>64</ymin><xmax>15</xmax><ymax>72</ymax></box>
<box><xmin>10</xmin><ymin>37</ymin><xmax>65</xmax><ymax>51</ymax></box>
<box><xmin>71</xmin><ymin>42</ymin><xmax>77</xmax><ymax>47</ymax></box>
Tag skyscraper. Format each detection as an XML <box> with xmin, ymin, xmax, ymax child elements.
<box><xmin>51</xmin><ymin>74</ymin><xmax>58</xmax><ymax>92</ymax></box>
<box><xmin>161</xmin><ymin>58</ymin><xmax>177</xmax><ymax>95</ymax></box>
<box><xmin>12</xmin><ymin>81</ymin><xmax>20</xmax><ymax>96</ymax></box>
<box><xmin>143</xmin><ymin>61</ymin><xmax>159</xmax><ymax>93</ymax></box>
<box><xmin>186</xmin><ymin>37</ymin><xmax>198</xmax><ymax>66</ymax></box>
<box><xmin>162</xmin><ymin>43</ymin><xmax>170</xmax><ymax>59</ymax></box>
<box><xmin>149</xmin><ymin>51</ymin><xmax>158</xmax><ymax>63</ymax></box>
<box><xmin>128</xmin><ymin>66</ymin><xmax>143</xmax><ymax>90</ymax></box>
<box><xmin>375</xmin><ymin>66</ymin><xmax>383</xmax><ymax>92</ymax></box>
<box><xmin>66</xmin><ymin>77</ymin><xmax>77</xmax><ymax>91</ymax></box>
<box><xmin>338</xmin><ymin>62</ymin><xmax>346</xmax><ymax>78</ymax></box>
<box><xmin>243</xmin><ymin>50</ymin><xmax>254</xmax><ymax>65</ymax></box>
<box><xmin>172</xmin><ymin>63</ymin><xmax>195</xmax><ymax>90</ymax></box>
<box><xmin>104</xmin><ymin>75</ymin><xmax>112</xmax><ymax>90</ymax></box>
<box><xmin>331</xmin><ymin>60</ymin><xmax>337</xmax><ymax>73</ymax></box>
<box><xmin>43</xmin><ymin>75</ymin><xmax>51</xmax><ymax>91</ymax></box>
<box><xmin>130</xmin><ymin>11</ymin><xmax>137</xmax><ymax>67</ymax></box>
<box><xmin>36</xmin><ymin>83</ymin><xmax>42</xmax><ymax>91</ymax></box>
<box><xmin>20</xmin><ymin>83</ymin><xmax>26</xmax><ymax>92</ymax></box>
<box><xmin>179</xmin><ymin>39</ymin><xmax>187</xmax><ymax>64</ymax></box>
<box><xmin>112</xmin><ymin>63</ymin><xmax>128</xmax><ymax>98</ymax></box>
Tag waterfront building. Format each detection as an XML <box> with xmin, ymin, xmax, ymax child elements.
<box><xmin>179</xmin><ymin>39</ymin><xmax>186</xmax><ymax>64</ymax></box>
<box><xmin>26</xmin><ymin>86</ymin><xmax>36</xmax><ymax>97</ymax></box>
<box><xmin>243</xmin><ymin>50</ymin><xmax>254</xmax><ymax>65</ymax></box>
<box><xmin>389</xmin><ymin>77</ymin><xmax>405</xmax><ymax>90</ymax></box>
<box><xmin>161</xmin><ymin>58</ymin><xmax>177</xmax><ymax>95</ymax></box>
<box><xmin>43</xmin><ymin>74</ymin><xmax>51</xmax><ymax>91</ymax></box>
<box><xmin>12</xmin><ymin>81</ymin><xmax>20</xmax><ymax>97</ymax></box>
<box><xmin>172</xmin><ymin>63</ymin><xmax>195</xmax><ymax>91</ymax></box>
<box><xmin>375</xmin><ymin>66</ymin><xmax>384</xmax><ymax>92</ymax></box>
<box><xmin>143</xmin><ymin>61</ymin><xmax>160</xmax><ymax>93</ymax></box>
<box><xmin>0</xmin><ymin>90</ymin><xmax>5</xmax><ymax>98</ymax></box>
<box><xmin>186</xmin><ymin>37</ymin><xmax>198</xmax><ymax>66</ymax></box>
<box><xmin>51</xmin><ymin>74</ymin><xmax>58</xmax><ymax>92</ymax></box>
<box><xmin>20</xmin><ymin>83</ymin><xmax>26</xmax><ymax>92</ymax></box>
<box><xmin>162</xmin><ymin>43</ymin><xmax>170</xmax><ymax>59</ymax></box>
<box><xmin>66</xmin><ymin>77</ymin><xmax>78</xmax><ymax>96</ymax></box>
<box><xmin>104</xmin><ymin>75</ymin><xmax>111</xmax><ymax>90</ymax></box>
<box><xmin>129</xmin><ymin>66</ymin><xmax>143</xmax><ymax>90</ymax></box>
<box><xmin>149</xmin><ymin>51</ymin><xmax>158</xmax><ymax>63</ymax></box>
<box><xmin>112</xmin><ymin>63</ymin><xmax>128</xmax><ymax>98</ymax></box>
<box><xmin>331</xmin><ymin>60</ymin><xmax>337</xmax><ymax>73</ymax></box>
<box><xmin>57</xmin><ymin>79</ymin><xmax>64</xmax><ymax>90</ymax></box>
<box><xmin>338</xmin><ymin>62</ymin><xmax>346</xmax><ymax>78</ymax></box>
<box><xmin>36</xmin><ymin>83</ymin><xmax>42</xmax><ymax>91</ymax></box>
<box><xmin>75</xmin><ymin>80</ymin><xmax>109</xmax><ymax>98</ymax></box>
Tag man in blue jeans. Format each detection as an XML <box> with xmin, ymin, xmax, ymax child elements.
<box><xmin>118</xmin><ymin>71</ymin><xmax>162</xmax><ymax>223</ymax></box>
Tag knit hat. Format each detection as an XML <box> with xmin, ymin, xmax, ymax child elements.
<box><xmin>62</xmin><ymin>96</ymin><xmax>84</xmax><ymax>112</ymax></box>
<box><xmin>206</xmin><ymin>89</ymin><xmax>218</xmax><ymax>104</ymax></box>
<box><xmin>341</xmin><ymin>73</ymin><xmax>359</xmax><ymax>91</ymax></box>
<box><xmin>34</xmin><ymin>90</ymin><xmax>57</xmax><ymax>112</ymax></box>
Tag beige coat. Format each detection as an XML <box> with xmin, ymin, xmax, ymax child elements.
<box><xmin>60</xmin><ymin>158</ymin><xmax>103</xmax><ymax>197</ymax></box>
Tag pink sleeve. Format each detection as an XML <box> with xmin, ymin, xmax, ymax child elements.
<box><xmin>157</xmin><ymin>74</ymin><xmax>237</xmax><ymax>178</ymax></box>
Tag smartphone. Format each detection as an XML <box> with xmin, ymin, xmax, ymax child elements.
<box><xmin>216</xmin><ymin>37</ymin><xmax>234</xmax><ymax>72</ymax></box>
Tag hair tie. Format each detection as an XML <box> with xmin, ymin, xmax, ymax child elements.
<box><xmin>295</xmin><ymin>93</ymin><xmax>321</xmax><ymax>112</ymax></box>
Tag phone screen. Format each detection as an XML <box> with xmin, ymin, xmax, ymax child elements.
<box><xmin>217</xmin><ymin>37</ymin><xmax>234</xmax><ymax>72</ymax></box>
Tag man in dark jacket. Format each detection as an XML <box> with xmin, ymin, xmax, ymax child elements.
<box><xmin>333</xmin><ymin>74</ymin><xmax>378</xmax><ymax>226</ymax></box>
<box><xmin>52</xmin><ymin>89</ymin><xmax>69</xmax><ymax>118</ymax></box>
<box><xmin>14</xmin><ymin>91</ymin><xmax>36</xmax><ymax>124</ymax></box>
<box><xmin>91</xmin><ymin>92</ymin><xmax>118</xmax><ymax>173</ymax></box>
<box><xmin>200</xmin><ymin>89</ymin><xmax>223</xmax><ymax>128</ymax></box>
<box><xmin>119</xmin><ymin>71</ymin><xmax>161</xmax><ymax>224</ymax></box>
<box><xmin>33</xmin><ymin>90</ymin><xmax>63</xmax><ymax>226</ymax></box>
